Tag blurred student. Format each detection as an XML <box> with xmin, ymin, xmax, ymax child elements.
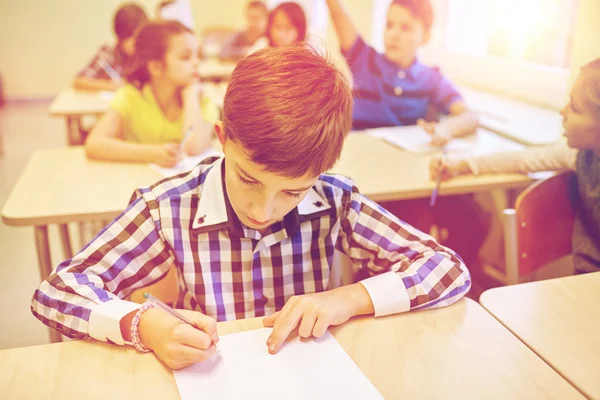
<box><xmin>73</xmin><ymin>3</ymin><xmax>148</xmax><ymax>92</ymax></box>
<box><xmin>220</xmin><ymin>1</ymin><xmax>269</xmax><ymax>61</ymax></box>
<box><xmin>85</xmin><ymin>21</ymin><xmax>218</xmax><ymax>167</ymax></box>
<box><xmin>250</xmin><ymin>2</ymin><xmax>307</xmax><ymax>52</ymax></box>
<box><xmin>431</xmin><ymin>60</ymin><xmax>600</xmax><ymax>275</ymax></box>
<box><xmin>325</xmin><ymin>0</ymin><xmax>477</xmax><ymax>145</ymax></box>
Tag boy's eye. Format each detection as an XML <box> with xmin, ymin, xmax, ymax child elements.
<box><xmin>239</xmin><ymin>175</ymin><xmax>259</xmax><ymax>187</ymax></box>
<box><xmin>284</xmin><ymin>192</ymin><xmax>301</xmax><ymax>199</ymax></box>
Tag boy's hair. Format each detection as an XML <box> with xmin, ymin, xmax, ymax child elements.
<box><xmin>223</xmin><ymin>45</ymin><xmax>353</xmax><ymax>178</ymax></box>
<box><xmin>390</xmin><ymin>0</ymin><xmax>433</xmax><ymax>32</ymax></box>
<box><xmin>124</xmin><ymin>20</ymin><xmax>192</xmax><ymax>87</ymax></box>
<box><xmin>267</xmin><ymin>2</ymin><xmax>307</xmax><ymax>46</ymax></box>
<box><xmin>247</xmin><ymin>0</ymin><xmax>268</xmax><ymax>13</ymax></box>
<box><xmin>113</xmin><ymin>3</ymin><xmax>148</xmax><ymax>42</ymax></box>
<box><xmin>581</xmin><ymin>59</ymin><xmax>600</xmax><ymax>120</ymax></box>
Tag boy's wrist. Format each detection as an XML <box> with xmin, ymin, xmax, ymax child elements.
<box><xmin>336</xmin><ymin>283</ymin><xmax>374</xmax><ymax>317</ymax></box>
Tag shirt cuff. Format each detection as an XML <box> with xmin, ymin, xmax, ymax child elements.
<box><xmin>88</xmin><ymin>299</ymin><xmax>141</xmax><ymax>346</ymax></box>
<box><xmin>359</xmin><ymin>271</ymin><xmax>410</xmax><ymax>316</ymax></box>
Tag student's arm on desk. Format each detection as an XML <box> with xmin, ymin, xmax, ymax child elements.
<box><xmin>73</xmin><ymin>76</ymin><xmax>121</xmax><ymax>92</ymax></box>
<box><xmin>430</xmin><ymin>141</ymin><xmax>577</xmax><ymax>180</ymax></box>
<box><xmin>30</xmin><ymin>192</ymin><xmax>218</xmax><ymax>370</ymax></box>
<box><xmin>325</xmin><ymin>0</ymin><xmax>359</xmax><ymax>52</ymax></box>
<box><xmin>264</xmin><ymin>183</ymin><xmax>471</xmax><ymax>354</ymax></box>
<box><xmin>85</xmin><ymin>109</ymin><xmax>181</xmax><ymax>167</ymax></box>
<box><xmin>419</xmin><ymin>102</ymin><xmax>479</xmax><ymax>147</ymax></box>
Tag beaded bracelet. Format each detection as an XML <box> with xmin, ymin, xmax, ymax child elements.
<box><xmin>131</xmin><ymin>301</ymin><xmax>155</xmax><ymax>353</ymax></box>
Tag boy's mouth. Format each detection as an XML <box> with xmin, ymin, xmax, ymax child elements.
<box><xmin>246</xmin><ymin>215</ymin><xmax>270</xmax><ymax>227</ymax></box>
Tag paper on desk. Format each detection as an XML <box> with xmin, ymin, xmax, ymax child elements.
<box><xmin>99</xmin><ymin>91</ymin><xmax>115</xmax><ymax>100</ymax></box>
<box><xmin>367</xmin><ymin>125</ymin><xmax>475</xmax><ymax>154</ymax></box>
<box><xmin>150</xmin><ymin>149</ymin><xmax>223</xmax><ymax>177</ymax></box>
<box><xmin>173</xmin><ymin>328</ymin><xmax>384</xmax><ymax>400</ymax></box>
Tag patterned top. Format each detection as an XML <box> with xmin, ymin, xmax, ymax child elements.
<box><xmin>343</xmin><ymin>36</ymin><xmax>463</xmax><ymax>130</ymax></box>
<box><xmin>31</xmin><ymin>157</ymin><xmax>470</xmax><ymax>346</ymax></box>
<box><xmin>574</xmin><ymin>149</ymin><xmax>600</xmax><ymax>273</ymax></box>
<box><xmin>77</xmin><ymin>44</ymin><xmax>128</xmax><ymax>80</ymax></box>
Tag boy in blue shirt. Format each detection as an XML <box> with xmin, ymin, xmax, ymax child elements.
<box><xmin>325</xmin><ymin>0</ymin><xmax>487</xmax><ymax>278</ymax></box>
<box><xmin>325</xmin><ymin>0</ymin><xmax>478</xmax><ymax>146</ymax></box>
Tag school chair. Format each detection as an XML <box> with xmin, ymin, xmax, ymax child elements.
<box><xmin>501</xmin><ymin>171</ymin><xmax>577</xmax><ymax>285</ymax></box>
<box><xmin>129</xmin><ymin>265</ymin><xmax>179</xmax><ymax>305</ymax></box>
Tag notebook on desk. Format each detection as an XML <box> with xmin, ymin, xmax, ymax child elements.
<box><xmin>366</xmin><ymin>125</ymin><xmax>476</xmax><ymax>154</ymax></box>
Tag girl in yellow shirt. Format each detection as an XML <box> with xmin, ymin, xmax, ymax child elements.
<box><xmin>86</xmin><ymin>20</ymin><xmax>218</xmax><ymax>167</ymax></box>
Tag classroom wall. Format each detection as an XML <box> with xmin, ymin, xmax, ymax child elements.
<box><xmin>568</xmin><ymin>0</ymin><xmax>600</xmax><ymax>86</ymax></box>
<box><xmin>0</xmin><ymin>0</ymin><xmax>377</xmax><ymax>99</ymax></box>
<box><xmin>5</xmin><ymin>0</ymin><xmax>593</xmax><ymax>100</ymax></box>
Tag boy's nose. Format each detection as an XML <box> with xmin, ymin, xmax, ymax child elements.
<box><xmin>250</xmin><ymin>198</ymin><xmax>275</xmax><ymax>223</ymax></box>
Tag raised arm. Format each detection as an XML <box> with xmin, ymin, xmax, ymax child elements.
<box><xmin>325</xmin><ymin>0</ymin><xmax>359</xmax><ymax>52</ymax></box>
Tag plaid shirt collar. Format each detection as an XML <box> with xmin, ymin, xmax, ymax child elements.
<box><xmin>191</xmin><ymin>157</ymin><xmax>332</xmax><ymax>239</ymax></box>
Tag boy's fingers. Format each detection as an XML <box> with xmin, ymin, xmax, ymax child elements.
<box><xmin>268</xmin><ymin>307</ymin><xmax>304</xmax><ymax>354</ymax></box>
<box><xmin>180</xmin><ymin>310</ymin><xmax>219</xmax><ymax>343</ymax></box>
<box><xmin>176</xmin><ymin>324</ymin><xmax>213</xmax><ymax>350</ymax></box>
<box><xmin>263</xmin><ymin>312</ymin><xmax>280</xmax><ymax>328</ymax></box>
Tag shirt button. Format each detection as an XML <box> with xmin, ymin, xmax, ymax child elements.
<box><xmin>257</xmin><ymin>295</ymin><xmax>268</xmax><ymax>305</ymax></box>
<box><xmin>394</xmin><ymin>87</ymin><xmax>403</xmax><ymax>96</ymax></box>
<box><xmin>397</xmin><ymin>70</ymin><xmax>406</xmax><ymax>79</ymax></box>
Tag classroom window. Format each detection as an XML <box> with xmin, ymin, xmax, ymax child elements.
<box><xmin>443</xmin><ymin>0</ymin><xmax>578</xmax><ymax>69</ymax></box>
<box><xmin>372</xmin><ymin>0</ymin><xmax>580</xmax><ymax>109</ymax></box>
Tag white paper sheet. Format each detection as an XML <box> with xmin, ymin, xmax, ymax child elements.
<box><xmin>367</xmin><ymin>125</ymin><xmax>475</xmax><ymax>154</ymax></box>
<box><xmin>150</xmin><ymin>149</ymin><xmax>223</xmax><ymax>178</ymax></box>
<box><xmin>173</xmin><ymin>328</ymin><xmax>384</xmax><ymax>400</ymax></box>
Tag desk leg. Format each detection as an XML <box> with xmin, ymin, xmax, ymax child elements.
<box><xmin>65</xmin><ymin>116</ymin><xmax>83</xmax><ymax>146</ymax></box>
<box><xmin>59</xmin><ymin>224</ymin><xmax>73</xmax><ymax>260</ymax></box>
<box><xmin>34</xmin><ymin>226</ymin><xmax>63</xmax><ymax>343</ymax></box>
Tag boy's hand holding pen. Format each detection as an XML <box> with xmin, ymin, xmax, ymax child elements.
<box><xmin>138</xmin><ymin>293</ymin><xmax>219</xmax><ymax>370</ymax></box>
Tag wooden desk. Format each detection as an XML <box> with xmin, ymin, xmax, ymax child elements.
<box><xmin>0</xmin><ymin>299</ymin><xmax>583</xmax><ymax>399</ymax></box>
<box><xmin>49</xmin><ymin>89</ymin><xmax>114</xmax><ymax>145</ymax></box>
<box><xmin>333</xmin><ymin>130</ymin><xmax>532</xmax><ymax>202</ymax></box>
<box><xmin>2</xmin><ymin>134</ymin><xmax>532</xmax><ymax>278</ymax></box>
<box><xmin>480</xmin><ymin>273</ymin><xmax>600</xmax><ymax>399</ymax></box>
<box><xmin>461</xmin><ymin>86</ymin><xmax>563</xmax><ymax>146</ymax></box>
<box><xmin>2</xmin><ymin>134</ymin><xmax>531</xmax><ymax>341</ymax></box>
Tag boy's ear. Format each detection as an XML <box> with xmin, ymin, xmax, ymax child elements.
<box><xmin>214</xmin><ymin>120</ymin><xmax>227</xmax><ymax>145</ymax></box>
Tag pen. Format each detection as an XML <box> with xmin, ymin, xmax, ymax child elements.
<box><xmin>430</xmin><ymin>149</ymin><xmax>447</xmax><ymax>207</ymax></box>
<box><xmin>144</xmin><ymin>292</ymin><xmax>196</xmax><ymax>327</ymax></box>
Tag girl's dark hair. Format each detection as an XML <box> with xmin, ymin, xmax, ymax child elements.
<box><xmin>113</xmin><ymin>3</ymin><xmax>148</xmax><ymax>42</ymax></box>
<box><xmin>124</xmin><ymin>20</ymin><xmax>192</xmax><ymax>87</ymax></box>
<box><xmin>267</xmin><ymin>2</ymin><xmax>307</xmax><ymax>47</ymax></box>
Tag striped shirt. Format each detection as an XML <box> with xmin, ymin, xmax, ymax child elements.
<box><xmin>343</xmin><ymin>36</ymin><xmax>464</xmax><ymax>130</ymax></box>
<box><xmin>31</xmin><ymin>157</ymin><xmax>471</xmax><ymax>346</ymax></box>
<box><xmin>77</xmin><ymin>44</ymin><xmax>128</xmax><ymax>80</ymax></box>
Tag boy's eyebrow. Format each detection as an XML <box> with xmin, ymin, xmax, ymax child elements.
<box><xmin>236</xmin><ymin>165</ymin><xmax>314</xmax><ymax>192</ymax></box>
